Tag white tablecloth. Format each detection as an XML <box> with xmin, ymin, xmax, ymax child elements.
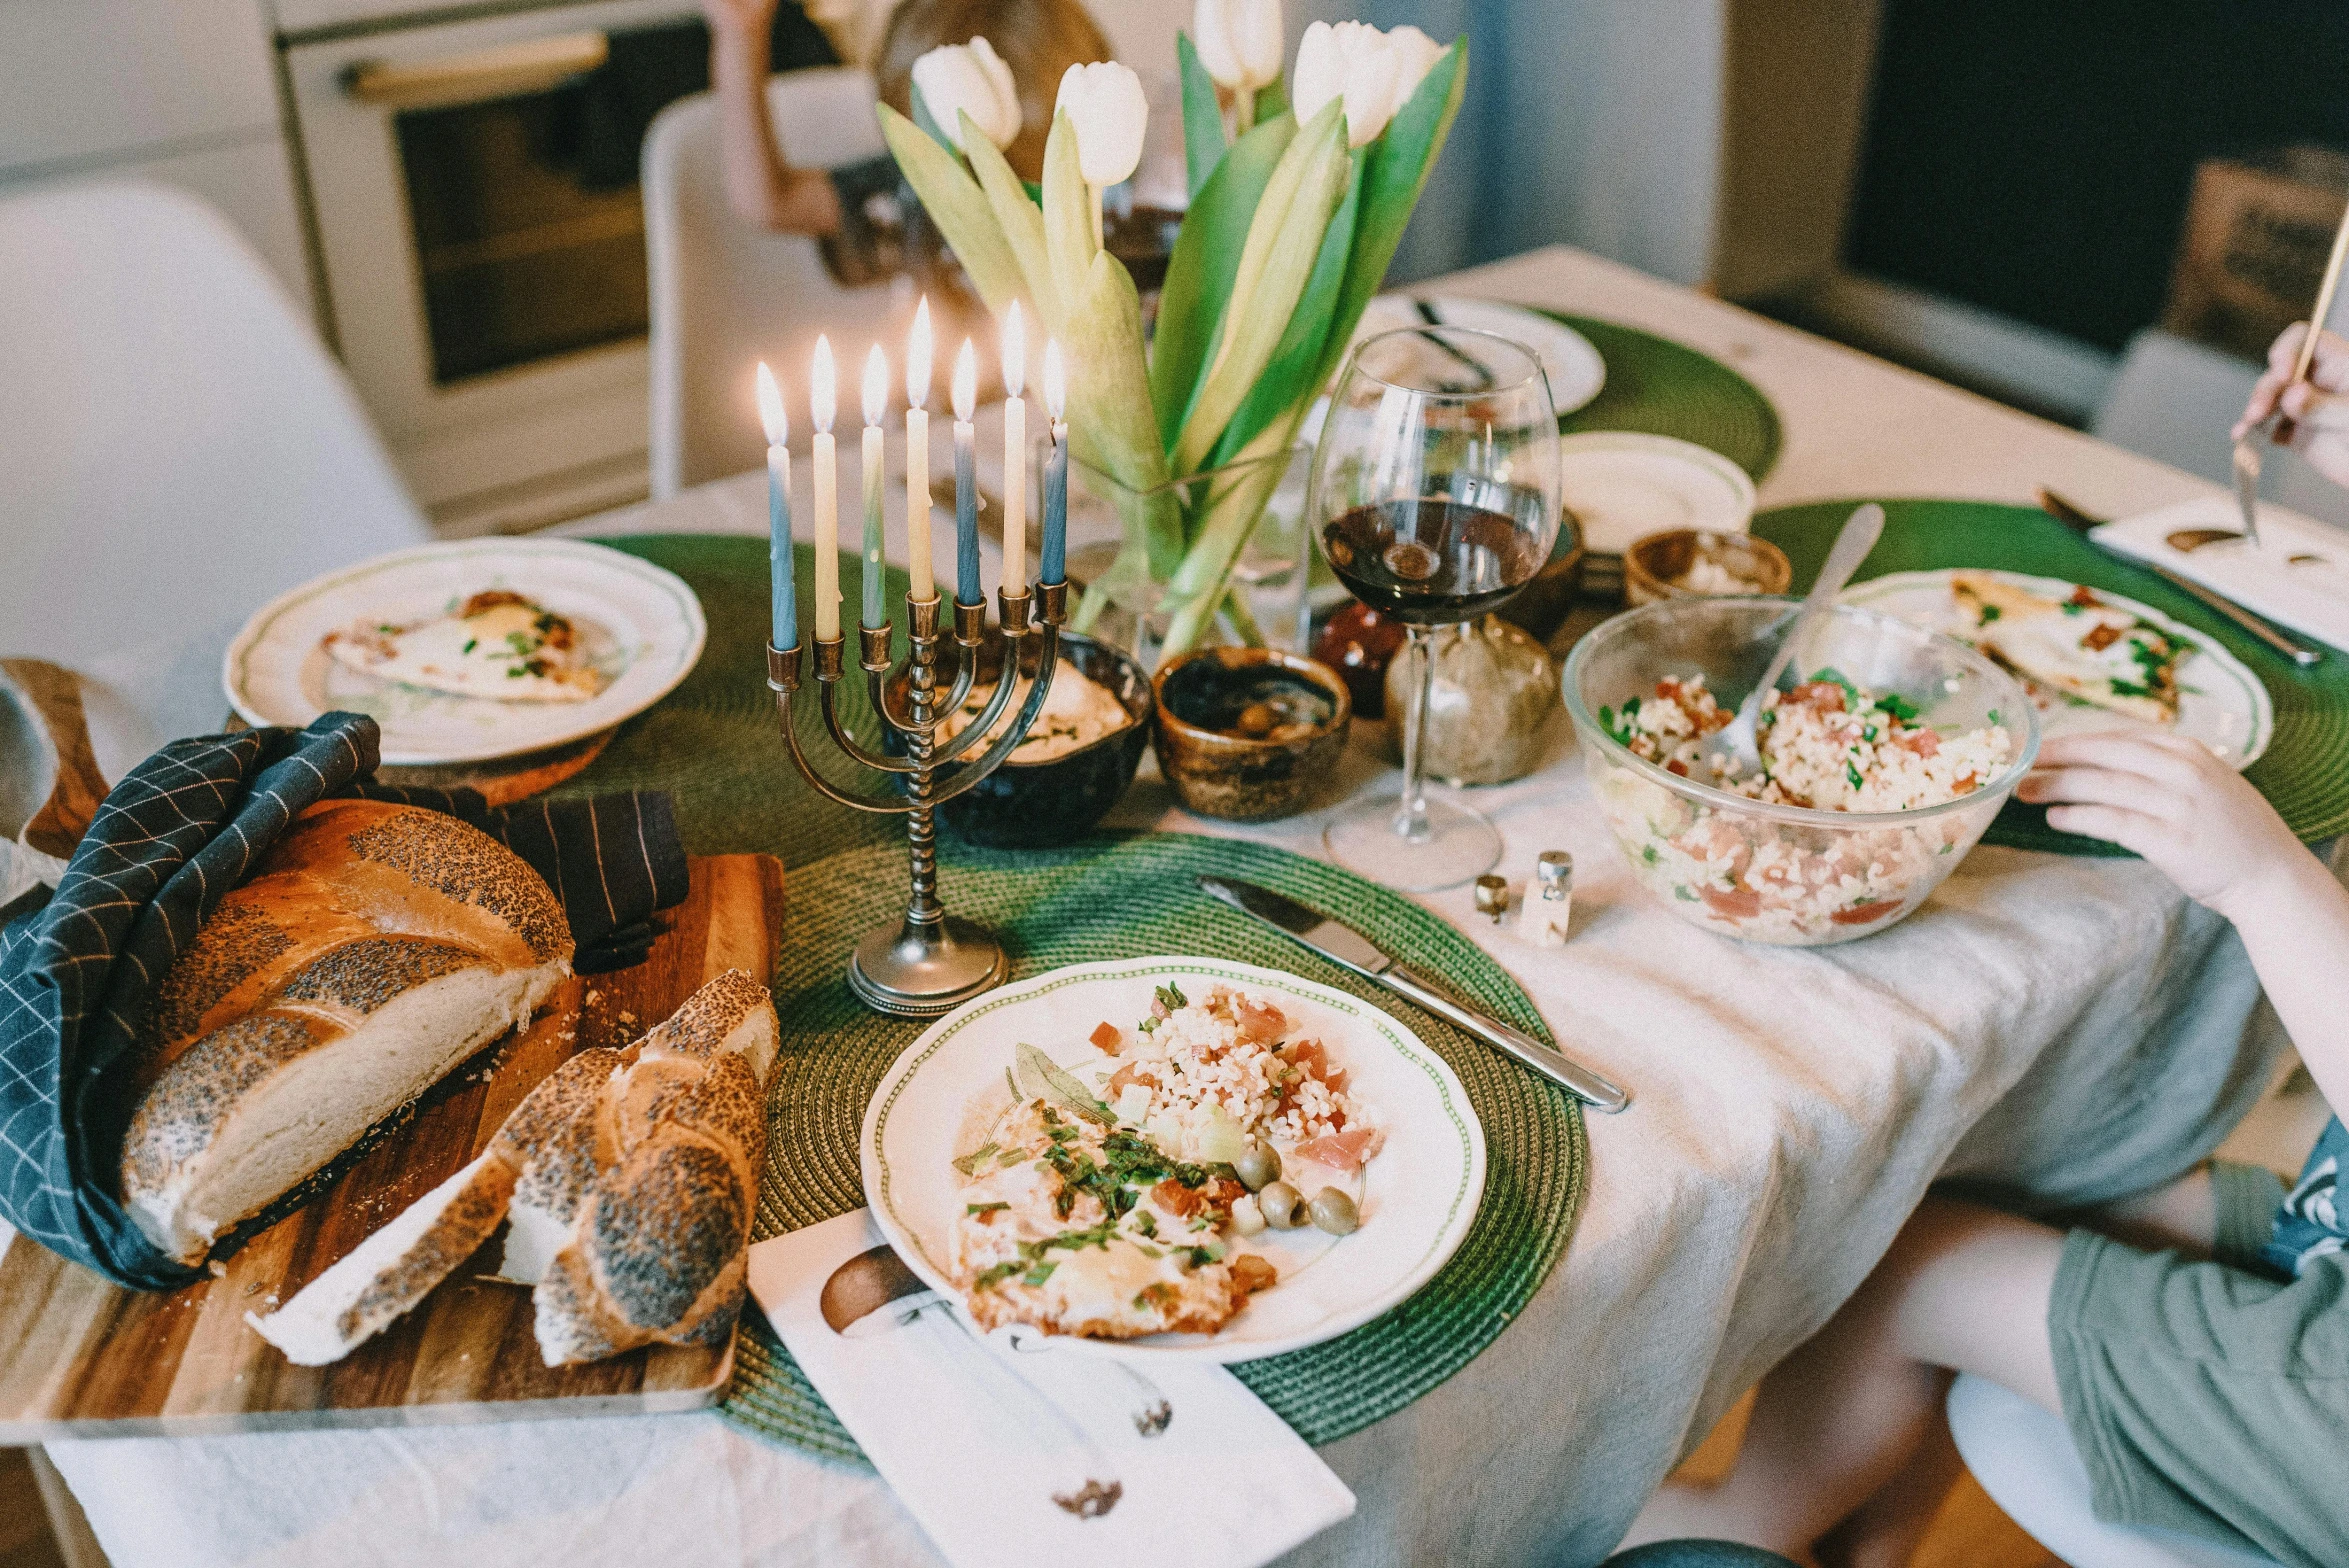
<box><xmin>38</xmin><ymin>246</ymin><xmax>2291</xmax><ymax>1567</ymax></box>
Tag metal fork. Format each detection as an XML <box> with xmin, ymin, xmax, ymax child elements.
<box><xmin>2232</xmin><ymin>200</ymin><xmax>2349</xmax><ymax>548</ymax></box>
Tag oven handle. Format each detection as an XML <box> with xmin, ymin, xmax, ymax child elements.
<box><xmin>342</xmin><ymin>32</ymin><xmax>611</xmax><ymax>110</ymax></box>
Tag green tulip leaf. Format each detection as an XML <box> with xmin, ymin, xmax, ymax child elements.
<box><xmin>1249</xmin><ymin>78</ymin><xmax>1288</xmax><ymax>131</ymax></box>
<box><xmin>1173</xmin><ymin>100</ymin><xmax>1347</xmax><ymax>475</ymax></box>
<box><xmin>1311</xmin><ymin>39</ymin><xmax>1469</xmax><ymax>393</ymax></box>
<box><xmin>963</xmin><ymin>115</ymin><xmax>1057</xmax><ymax>332</ymax></box>
<box><xmin>1065</xmin><ymin>251</ymin><xmax>1184</xmax><ymax>578</ymax></box>
<box><xmin>1149</xmin><ymin>112</ymin><xmax>1295</xmax><ymax>448</ymax></box>
<box><xmin>1209</xmin><ymin>149</ymin><xmax>1362</xmax><ymax>470</ymax></box>
<box><xmin>1159</xmin><ymin>414</ymin><xmax>1303</xmax><ymax>656</ymax></box>
<box><xmin>878</xmin><ymin>103</ymin><xmax>1029</xmax><ymax>314</ymax></box>
<box><xmin>1041</xmin><ymin>108</ymin><xmax>1095</xmax><ymax>318</ymax></box>
<box><xmin>1178</xmin><ymin>33</ymin><xmax>1228</xmax><ymax>200</ymax></box>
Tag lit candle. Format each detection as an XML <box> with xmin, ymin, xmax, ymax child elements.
<box><xmin>755</xmin><ymin>361</ymin><xmax>794</xmax><ymax>650</ymax></box>
<box><xmin>905</xmin><ymin>298</ymin><xmax>934</xmax><ymax>603</ymax></box>
<box><xmin>811</xmin><ymin>336</ymin><xmax>840</xmax><ymax>642</ymax></box>
<box><xmin>953</xmin><ymin>339</ymin><xmax>980</xmax><ymax>605</ymax></box>
<box><xmin>1042</xmin><ymin>339</ymin><xmax>1067</xmax><ymax>586</ymax></box>
<box><xmin>861</xmin><ymin>343</ymin><xmax>888</xmax><ymax>630</ymax></box>
<box><xmin>1001</xmin><ymin>301</ymin><xmax>1026</xmax><ymax>596</ymax></box>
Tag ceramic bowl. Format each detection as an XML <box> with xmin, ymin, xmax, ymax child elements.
<box><xmin>1151</xmin><ymin>648</ymin><xmax>1352</xmax><ymax>822</ymax></box>
<box><xmin>891</xmin><ymin>631</ymin><xmax>1152</xmax><ymax>849</ymax></box>
<box><xmin>1623</xmin><ymin>529</ymin><xmax>1794</xmax><ymax>606</ymax></box>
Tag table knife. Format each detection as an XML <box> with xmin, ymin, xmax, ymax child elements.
<box><xmin>1196</xmin><ymin>875</ymin><xmax>1631</xmax><ymax>1113</ymax></box>
<box><xmin>2037</xmin><ymin>488</ymin><xmax>2322</xmax><ymax>667</ymax></box>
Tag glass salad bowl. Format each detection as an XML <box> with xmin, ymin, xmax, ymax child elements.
<box><xmin>1561</xmin><ymin>598</ymin><xmax>2041</xmax><ymax>945</ymax></box>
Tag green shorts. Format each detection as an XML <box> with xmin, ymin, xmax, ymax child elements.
<box><xmin>2051</xmin><ymin>1161</ymin><xmax>2349</xmax><ymax>1568</ymax></box>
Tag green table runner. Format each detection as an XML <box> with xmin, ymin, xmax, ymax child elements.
<box><xmin>722</xmin><ymin>833</ymin><xmax>1589</xmax><ymax>1462</ymax></box>
<box><xmin>1755</xmin><ymin>499</ymin><xmax>2349</xmax><ymax>854</ymax></box>
<box><xmin>1539</xmin><ymin>311</ymin><xmax>1783</xmax><ymax>481</ymax></box>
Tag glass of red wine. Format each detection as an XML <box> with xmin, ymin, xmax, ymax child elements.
<box><xmin>1307</xmin><ymin>325</ymin><xmax>1562</xmax><ymax>889</ymax></box>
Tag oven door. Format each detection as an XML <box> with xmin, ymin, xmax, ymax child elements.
<box><xmin>286</xmin><ymin>0</ymin><xmax>697</xmax><ymax>525</ymax></box>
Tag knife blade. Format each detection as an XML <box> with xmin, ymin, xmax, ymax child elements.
<box><xmin>1196</xmin><ymin>875</ymin><xmax>1630</xmax><ymax>1113</ymax></box>
<box><xmin>2037</xmin><ymin>488</ymin><xmax>2322</xmax><ymax>667</ymax></box>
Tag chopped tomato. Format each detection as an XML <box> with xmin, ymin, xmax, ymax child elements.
<box><xmin>1234</xmin><ymin>996</ymin><xmax>1287</xmax><ymax>1043</ymax></box>
<box><xmin>1789</xmin><ymin>680</ymin><xmax>1846</xmax><ymax>712</ymax></box>
<box><xmin>1830</xmin><ymin>898</ymin><xmax>1904</xmax><ymax>926</ymax></box>
<box><xmin>1665</xmin><ymin>759</ymin><xmax>1690</xmax><ymax>777</ymax></box>
<box><xmin>1701</xmin><ymin>884</ymin><xmax>1762</xmax><ymax>920</ymax></box>
<box><xmin>1898</xmin><ymin>728</ymin><xmax>1940</xmax><ymax>757</ymax></box>
<box><xmin>1107</xmin><ymin>1063</ymin><xmax>1159</xmax><ymax>1096</ymax></box>
<box><xmin>1089</xmin><ymin>1020</ymin><xmax>1122</xmax><ymax>1054</ymax></box>
<box><xmin>1294</xmin><ymin>1126</ymin><xmax>1377</xmax><ymax>1172</ymax></box>
<box><xmin>2068</xmin><ymin>584</ymin><xmax>2102</xmax><ymax>609</ymax></box>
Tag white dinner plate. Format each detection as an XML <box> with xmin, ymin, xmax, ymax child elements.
<box><xmin>224</xmin><ymin>538</ymin><xmax>705</xmax><ymax>766</ymax></box>
<box><xmin>862</xmin><ymin>956</ymin><xmax>1487</xmax><ymax>1364</ymax></box>
<box><xmin>1844</xmin><ymin>569</ymin><xmax>2273</xmax><ymax>767</ymax></box>
<box><xmin>1556</xmin><ymin>431</ymin><xmax>1758</xmax><ymax>555</ymax></box>
<box><xmin>1352</xmin><ymin>295</ymin><xmax>1607</xmax><ymax>414</ymax></box>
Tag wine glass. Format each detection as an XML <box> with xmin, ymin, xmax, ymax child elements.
<box><xmin>1306</xmin><ymin>325</ymin><xmax>1563</xmax><ymax>890</ymax></box>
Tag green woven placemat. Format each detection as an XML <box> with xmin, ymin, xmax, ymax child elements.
<box><xmin>720</xmin><ymin>832</ymin><xmax>1588</xmax><ymax>1462</ymax></box>
<box><xmin>1539</xmin><ymin>311</ymin><xmax>1783</xmax><ymax>481</ymax></box>
<box><xmin>1754</xmin><ymin>499</ymin><xmax>2349</xmax><ymax>854</ymax></box>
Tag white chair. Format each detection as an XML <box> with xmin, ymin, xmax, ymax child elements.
<box><xmin>2093</xmin><ymin>327</ymin><xmax>2349</xmax><ymax>530</ymax></box>
<box><xmin>1946</xmin><ymin>1374</ymin><xmax>2282</xmax><ymax>1568</ymax></box>
<box><xmin>0</xmin><ymin>181</ymin><xmax>429</xmax><ymax>762</ymax></box>
<box><xmin>643</xmin><ymin>67</ymin><xmax>909</xmax><ymax>498</ymax></box>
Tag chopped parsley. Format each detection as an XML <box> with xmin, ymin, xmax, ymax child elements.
<box><xmin>460</xmin><ymin>638</ymin><xmax>477</xmax><ymax>654</ymax></box>
<box><xmin>965</xmin><ymin>1201</ymin><xmax>1009</xmax><ymax>1216</ymax></box>
<box><xmin>1845</xmin><ymin>760</ymin><xmax>1865</xmax><ymax>791</ymax></box>
<box><xmin>1872</xmin><ymin>692</ymin><xmax>1919</xmax><ymax>723</ymax></box>
<box><xmin>1978</xmin><ymin>604</ymin><xmax>2003</xmax><ymax>624</ymax></box>
<box><xmin>952</xmin><ymin>1142</ymin><xmax>1000</xmax><ymax>1176</ymax></box>
<box><xmin>1812</xmin><ymin>667</ymin><xmax>1865</xmax><ymax>710</ymax></box>
<box><xmin>1021</xmin><ymin>1261</ymin><xmax>1058</xmax><ymax>1287</ymax></box>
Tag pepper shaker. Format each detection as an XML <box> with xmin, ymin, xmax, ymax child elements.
<box><xmin>1524</xmin><ymin>851</ymin><xmax>1573</xmax><ymax>946</ymax></box>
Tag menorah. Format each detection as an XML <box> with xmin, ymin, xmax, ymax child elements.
<box><xmin>766</xmin><ymin>575</ymin><xmax>1067</xmax><ymax>1017</ymax></box>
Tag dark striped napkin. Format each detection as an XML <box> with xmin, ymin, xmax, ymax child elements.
<box><xmin>0</xmin><ymin>712</ymin><xmax>686</xmax><ymax>1290</ymax></box>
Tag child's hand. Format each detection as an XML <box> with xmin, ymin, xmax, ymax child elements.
<box><xmin>2235</xmin><ymin>322</ymin><xmax>2349</xmax><ymax>489</ymax></box>
<box><xmin>2015</xmin><ymin>730</ymin><xmax>2303</xmax><ymax>915</ymax></box>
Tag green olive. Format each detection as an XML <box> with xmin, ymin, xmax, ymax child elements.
<box><xmin>1233</xmin><ymin>1142</ymin><xmax>1281</xmax><ymax>1192</ymax></box>
<box><xmin>1257</xmin><ymin>1180</ymin><xmax>1303</xmax><ymax>1229</ymax></box>
<box><xmin>1308</xmin><ymin>1187</ymin><xmax>1360</xmax><ymax>1236</ymax></box>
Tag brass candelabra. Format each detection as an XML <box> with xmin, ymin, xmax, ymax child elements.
<box><xmin>766</xmin><ymin>577</ymin><xmax>1066</xmax><ymax>1016</ymax></box>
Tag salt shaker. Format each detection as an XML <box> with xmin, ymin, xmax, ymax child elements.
<box><xmin>1524</xmin><ymin>851</ymin><xmax>1573</xmax><ymax>946</ymax></box>
<box><xmin>1473</xmin><ymin>875</ymin><xmax>1510</xmax><ymax>924</ymax></box>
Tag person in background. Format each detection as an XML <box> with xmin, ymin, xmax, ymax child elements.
<box><xmin>1620</xmin><ymin>330</ymin><xmax>2349</xmax><ymax>1568</ymax></box>
<box><xmin>697</xmin><ymin>0</ymin><xmax>1110</xmax><ymax>238</ymax></box>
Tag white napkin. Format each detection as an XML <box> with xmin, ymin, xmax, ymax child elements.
<box><xmin>2095</xmin><ymin>495</ymin><xmax>2349</xmax><ymax>652</ymax></box>
<box><xmin>745</xmin><ymin>1211</ymin><xmax>1354</xmax><ymax>1568</ymax></box>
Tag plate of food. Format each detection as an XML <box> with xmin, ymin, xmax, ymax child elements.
<box><xmin>224</xmin><ymin>539</ymin><xmax>705</xmax><ymax>766</ymax></box>
<box><xmin>1842</xmin><ymin>569</ymin><xmax>2272</xmax><ymax>766</ymax></box>
<box><xmin>862</xmin><ymin>957</ymin><xmax>1485</xmax><ymax>1362</ymax></box>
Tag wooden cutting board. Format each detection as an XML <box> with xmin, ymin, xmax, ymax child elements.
<box><xmin>0</xmin><ymin>853</ymin><xmax>785</xmax><ymax>1438</ymax></box>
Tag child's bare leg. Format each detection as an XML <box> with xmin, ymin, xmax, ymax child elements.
<box><xmin>1815</xmin><ymin>1392</ymin><xmax>1960</xmax><ymax>1568</ymax></box>
<box><xmin>1619</xmin><ymin>1198</ymin><xmax>2065</xmax><ymax>1558</ymax></box>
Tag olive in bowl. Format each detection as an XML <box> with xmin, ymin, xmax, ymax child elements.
<box><xmin>887</xmin><ymin>630</ymin><xmax>1152</xmax><ymax>848</ymax></box>
<box><xmin>1151</xmin><ymin>647</ymin><xmax>1351</xmax><ymax>822</ymax></box>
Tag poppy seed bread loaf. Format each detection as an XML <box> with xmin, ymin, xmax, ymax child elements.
<box><xmin>120</xmin><ymin>799</ymin><xmax>572</xmax><ymax>1265</ymax></box>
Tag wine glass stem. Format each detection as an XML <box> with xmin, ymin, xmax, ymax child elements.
<box><xmin>1393</xmin><ymin>623</ymin><xmax>1438</xmax><ymax>844</ymax></box>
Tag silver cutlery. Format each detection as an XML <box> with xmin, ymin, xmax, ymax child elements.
<box><xmin>1412</xmin><ymin>298</ymin><xmax>1496</xmax><ymax>393</ymax></box>
<box><xmin>1699</xmin><ymin>502</ymin><xmax>1884</xmax><ymax>782</ymax></box>
<box><xmin>2038</xmin><ymin>488</ymin><xmax>2322</xmax><ymax>667</ymax></box>
<box><xmin>2228</xmin><ymin>198</ymin><xmax>2349</xmax><ymax>550</ymax></box>
<box><xmin>1195</xmin><ymin>875</ymin><xmax>1630</xmax><ymax>1113</ymax></box>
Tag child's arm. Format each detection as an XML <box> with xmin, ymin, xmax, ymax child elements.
<box><xmin>702</xmin><ymin>0</ymin><xmax>842</xmax><ymax>234</ymax></box>
<box><xmin>2018</xmin><ymin>729</ymin><xmax>2349</xmax><ymax>1112</ymax></box>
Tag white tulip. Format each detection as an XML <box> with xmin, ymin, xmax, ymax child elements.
<box><xmin>1194</xmin><ymin>0</ymin><xmax>1284</xmax><ymax>94</ymax></box>
<box><xmin>1054</xmin><ymin>60</ymin><xmax>1149</xmax><ymax>188</ymax></box>
<box><xmin>910</xmin><ymin>37</ymin><xmax>1020</xmax><ymax>152</ymax></box>
<box><xmin>1291</xmin><ymin>18</ymin><xmax>1444</xmax><ymax>148</ymax></box>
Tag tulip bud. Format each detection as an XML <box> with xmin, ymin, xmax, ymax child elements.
<box><xmin>1194</xmin><ymin>0</ymin><xmax>1285</xmax><ymax>94</ymax></box>
<box><xmin>1054</xmin><ymin>60</ymin><xmax>1149</xmax><ymax>188</ymax></box>
<box><xmin>1292</xmin><ymin>19</ymin><xmax>1423</xmax><ymax>149</ymax></box>
<box><xmin>910</xmin><ymin>37</ymin><xmax>1020</xmax><ymax>153</ymax></box>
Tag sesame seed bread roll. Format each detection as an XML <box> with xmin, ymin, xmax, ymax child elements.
<box><xmin>120</xmin><ymin>799</ymin><xmax>573</xmax><ymax>1266</ymax></box>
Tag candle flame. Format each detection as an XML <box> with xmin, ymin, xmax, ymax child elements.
<box><xmin>754</xmin><ymin>361</ymin><xmax>788</xmax><ymax>446</ymax></box>
<box><xmin>862</xmin><ymin>343</ymin><xmax>889</xmax><ymax>428</ymax></box>
<box><xmin>1042</xmin><ymin>339</ymin><xmax>1066</xmax><ymax>420</ymax></box>
<box><xmin>810</xmin><ymin>336</ymin><xmax>836</xmax><ymax>433</ymax></box>
<box><xmin>952</xmin><ymin>339</ymin><xmax>978</xmax><ymax>422</ymax></box>
<box><xmin>1001</xmin><ymin>300</ymin><xmax>1025</xmax><ymax>398</ymax></box>
<box><xmin>907</xmin><ymin>296</ymin><xmax>933</xmax><ymax>410</ymax></box>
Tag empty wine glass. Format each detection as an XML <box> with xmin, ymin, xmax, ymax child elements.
<box><xmin>1306</xmin><ymin>326</ymin><xmax>1563</xmax><ymax>890</ymax></box>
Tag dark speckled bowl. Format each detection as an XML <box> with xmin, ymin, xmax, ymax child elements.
<box><xmin>891</xmin><ymin>630</ymin><xmax>1152</xmax><ymax>849</ymax></box>
<box><xmin>1151</xmin><ymin>648</ymin><xmax>1352</xmax><ymax>822</ymax></box>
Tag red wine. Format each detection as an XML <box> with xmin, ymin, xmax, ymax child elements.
<box><xmin>1321</xmin><ymin>498</ymin><xmax>1543</xmax><ymax>624</ymax></box>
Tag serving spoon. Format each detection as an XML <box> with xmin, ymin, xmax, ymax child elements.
<box><xmin>1699</xmin><ymin>502</ymin><xmax>1885</xmax><ymax>782</ymax></box>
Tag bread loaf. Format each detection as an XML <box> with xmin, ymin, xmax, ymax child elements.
<box><xmin>121</xmin><ymin>799</ymin><xmax>572</xmax><ymax>1265</ymax></box>
<box><xmin>249</xmin><ymin>969</ymin><xmax>778</xmax><ymax>1368</ymax></box>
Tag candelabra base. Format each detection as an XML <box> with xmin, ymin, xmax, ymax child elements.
<box><xmin>846</xmin><ymin>915</ymin><xmax>1011</xmax><ymax>1018</ymax></box>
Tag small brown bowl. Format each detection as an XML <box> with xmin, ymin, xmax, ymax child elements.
<box><xmin>1623</xmin><ymin>529</ymin><xmax>1793</xmax><ymax>606</ymax></box>
<box><xmin>1151</xmin><ymin>648</ymin><xmax>1351</xmax><ymax>822</ymax></box>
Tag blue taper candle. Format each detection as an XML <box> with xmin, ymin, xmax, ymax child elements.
<box><xmin>754</xmin><ymin>362</ymin><xmax>795</xmax><ymax>648</ymax></box>
<box><xmin>951</xmin><ymin>338</ymin><xmax>981</xmax><ymax>604</ymax></box>
<box><xmin>1041</xmin><ymin>338</ymin><xmax>1067</xmax><ymax>584</ymax></box>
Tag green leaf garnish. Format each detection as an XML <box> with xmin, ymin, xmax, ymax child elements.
<box><xmin>952</xmin><ymin>1142</ymin><xmax>1000</xmax><ymax>1176</ymax></box>
<box><xmin>966</xmin><ymin>1201</ymin><xmax>1009</xmax><ymax>1216</ymax></box>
